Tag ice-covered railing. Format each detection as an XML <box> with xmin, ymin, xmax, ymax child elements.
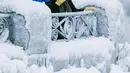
<box><xmin>51</xmin><ymin>5</ymin><xmax>108</xmax><ymax>41</ymax></box>
<box><xmin>0</xmin><ymin>13</ymin><xmax>10</xmax><ymax>18</ymax></box>
<box><xmin>0</xmin><ymin>13</ymin><xmax>10</xmax><ymax>42</ymax></box>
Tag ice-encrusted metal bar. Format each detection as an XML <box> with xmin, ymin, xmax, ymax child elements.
<box><xmin>51</xmin><ymin>11</ymin><xmax>94</xmax><ymax>17</ymax></box>
<box><xmin>0</xmin><ymin>13</ymin><xmax>10</xmax><ymax>18</ymax></box>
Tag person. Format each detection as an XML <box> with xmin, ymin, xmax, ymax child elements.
<box><xmin>44</xmin><ymin>0</ymin><xmax>72</xmax><ymax>13</ymax></box>
<box><xmin>66</xmin><ymin>0</ymin><xmax>83</xmax><ymax>12</ymax></box>
<box><xmin>55</xmin><ymin>0</ymin><xmax>72</xmax><ymax>12</ymax></box>
<box><xmin>44</xmin><ymin>0</ymin><xmax>59</xmax><ymax>13</ymax></box>
<box><xmin>33</xmin><ymin>0</ymin><xmax>43</xmax><ymax>2</ymax></box>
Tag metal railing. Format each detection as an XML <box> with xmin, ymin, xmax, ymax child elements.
<box><xmin>51</xmin><ymin>5</ymin><xmax>108</xmax><ymax>41</ymax></box>
<box><xmin>51</xmin><ymin>11</ymin><xmax>97</xmax><ymax>40</ymax></box>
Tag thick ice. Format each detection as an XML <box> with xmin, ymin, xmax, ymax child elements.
<box><xmin>0</xmin><ymin>42</ymin><xmax>49</xmax><ymax>73</ymax></box>
<box><xmin>0</xmin><ymin>37</ymin><xmax>129</xmax><ymax>73</ymax></box>
<box><xmin>0</xmin><ymin>42</ymin><xmax>25</xmax><ymax>59</ymax></box>
<box><xmin>72</xmin><ymin>0</ymin><xmax>125</xmax><ymax>42</ymax></box>
<box><xmin>49</xmin><ymin>37</ymin><xmax>116</xmax><ymax>72</ymax></box>
<box><xmin>116</xmin><ymin>42</ymin><xmax>130</xmax><ymax>72</ymax></box>
<box><xmin>0</xmin><ymin>0</ymin><xmax>52</xmax><ymax>54</ymax></box>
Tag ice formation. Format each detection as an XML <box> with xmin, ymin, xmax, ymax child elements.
<box><xmin>72</xmin><ymin>0</ymin><xmax>125</xmax><ymax>42</ymax></box>
<box><xmin>49</xmin><ymin>37</ymin><xmax>116</xmax><ymax>73</ymax></box>
<box><xmin>0</xmin><ymin>0</ymin><xmax>129</xmax><ymax>73</ymax></box>
<box><xmin>0</xmin><ymin>0</ymin><xmax>52</xmax><ymax>54</ymax></box>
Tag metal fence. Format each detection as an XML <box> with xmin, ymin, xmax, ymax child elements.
<box><xmin>51</xmin><ymin>5</ymin><xmax>108</xmax><ymax>41</ymax></box>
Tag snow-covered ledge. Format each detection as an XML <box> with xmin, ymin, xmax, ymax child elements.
<box><xmin>49</xmin><ymin>37</ymin><xmax>116</xmax><ymax>73</ymax></box>
<box><xmin>0</xmin><ymin>0</ymin><xmax>52</xmax><ymax>54</ymax></box>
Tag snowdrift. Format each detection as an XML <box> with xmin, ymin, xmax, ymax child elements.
<box><xmin>0</xmin><ymin>0</ymin><xmax>52</xmax><ymax>54</ymax></box>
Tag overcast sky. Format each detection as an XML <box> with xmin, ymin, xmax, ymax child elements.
<box><xmin>120</xmin><ymin>0</ymin><xmax>130</xmax><ymax>16</ymax></box>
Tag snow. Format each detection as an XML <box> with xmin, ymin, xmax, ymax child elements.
<box><xmin>49</xmin><ymin>37</ymin><xmax>116</xmax><ymax>72</ymax></box>
<box><xmin>0</xmin><ymin>42</ymin><xmax>49</xmax><ymax>73</ymax></box>
<box><xmin>0</xmin><ymin>42</ymin><xmax>25</xmax><ymax>59</ymax></box>
<box><xmin>0</xmin><ymin>0</ymin><xmax>129</xmax><ymax>73</ymax></box>
<box><xmin>49</xmin><ymin>37</ymin><xmax>114</xmax><ymax>60</ymax></box>
<box><xmin>55</xmin><ymin>67</ymin><xmax>100</xmax><ymax>73</ymax></box>
<box><xmin>0</xmin><ymin>37</ymin><xmax>119</xmax><ymax>73</ymax></box>
<box><xmin>0</xmin><ymin>36</ymin><xmax>130</xmax><ymax>73</ymax></box>
<box><xmin>0</xmin><ymin>0</ymin><xmax>52</xmax><ymax>54</ymax></box>
<box><xmin>110</xmin><ymin>64</ymin><xmax>124</xmax><ymax>73</ymax></box>
<box><xmin>72</xmin><ymin>0</ymin><xmax>125</xmax><ymax>42</ymax></box>
<box><xmin>0</xmin><ymin>42</ymin><xmax>27</xmax><ymax>73</ymax></box>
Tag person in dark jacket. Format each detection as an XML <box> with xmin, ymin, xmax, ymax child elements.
<box><xmin>55</xmin><ymin>0</ymin><xmax>72</xmax><ymax>12</ymax></box>
<box><xmin>54</xmin><ymin>0</ymin><xmax>83</xmax><ymax>12</ymax></box>
<box><xmin>44</xmin><ymin>0</ymin><xmax>72</xmax><ymax>13</ymax></box>
<box><xmin>66</xmin><ymin>0</ymin><xmax>83</xmax><ymax>12</ymax></box>
<box><xmin>45</xmin><ymin>0</ymin><xmax>59</xmax><ymax>13</ymax></box>
<box><xmin>33</xmin><ymin>0</ymin><xmax>82</xmax><ymax>12</ymax></box>
<box><xmin>33</xmin><ymin>0</ymin><xmax>58</xmax><ymax>13</ymax></box>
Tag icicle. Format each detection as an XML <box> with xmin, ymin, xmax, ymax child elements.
<box><xmin>81</xmin><ymin>59</ymin><xmax>85</xmax><ymax>68</ymax></box>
